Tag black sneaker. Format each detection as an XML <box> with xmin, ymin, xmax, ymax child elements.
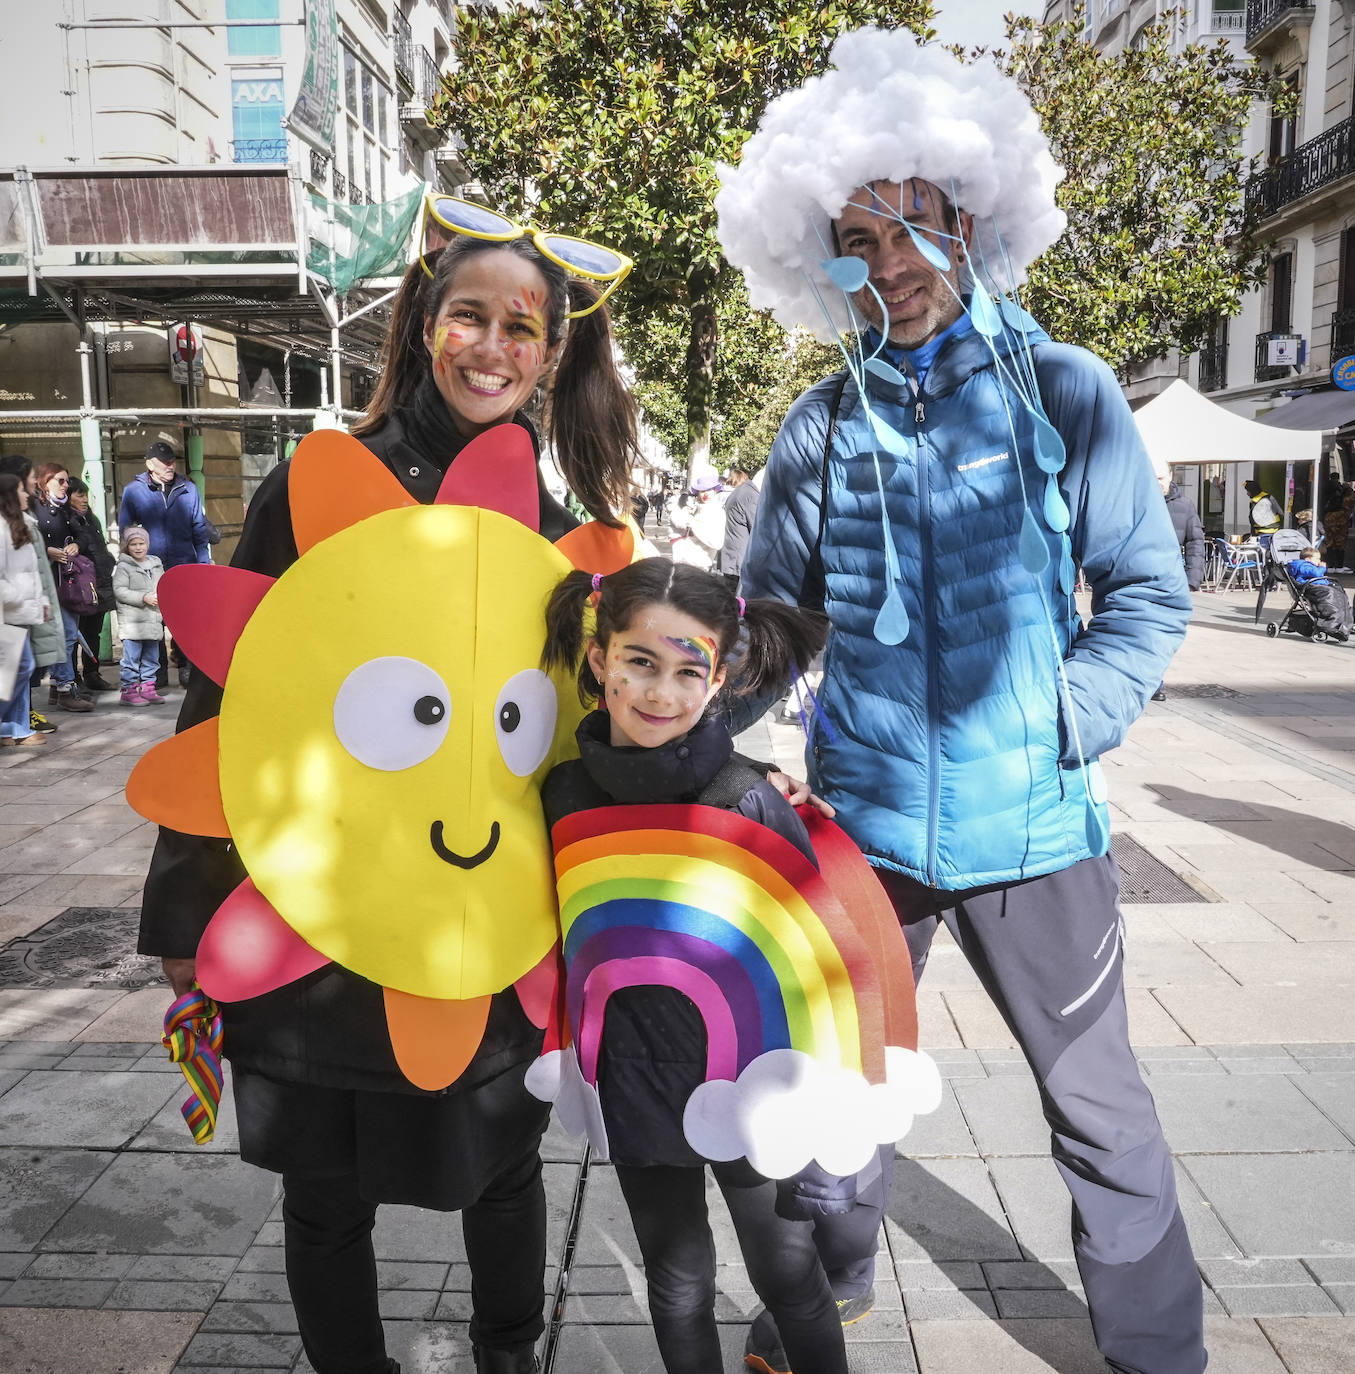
<box><xmin>744</xmin><ymin>1289</ymin><xmax>874</xmax><ymax>1372</ymax></box>
<box><xmin>29</xmin><ymin>709</ymin><xmax>57</xmax><ymax>734</ymax></box>
<box><xmin>83</xmin><ymin>674</ymin><xmax>115</xmax><ymax>693</ymax></box>
<box><xmin>1151</xmin><ymin>688</ymin><xmax>1167</xmax><ymax>702</ymax></box>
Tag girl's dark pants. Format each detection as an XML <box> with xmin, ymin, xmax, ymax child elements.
<box><xmin>614</xmin><ymin>1160</ymin><xmax>847</xmax><ymax>1374</ymax></box>
<box><xmin>281</xmin><ymin>1133</ymin><xmax>546</xmax><ymax>1374</ymax></box>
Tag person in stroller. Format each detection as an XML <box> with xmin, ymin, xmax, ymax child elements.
<box><xmin>1284</xmin><ymin>547</ymin><xmax>1353</xmax><ymax>641</ymax></box>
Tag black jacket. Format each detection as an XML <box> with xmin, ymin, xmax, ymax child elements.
<box><xmin>542</xmin><ymin>712</ymin><xmax>812</xmax><ymax>1169</ymax></box>
<box><xmin>1164</xmin><ymin>482</ymin><xmax>1205</xmax><ymax>591</ymax></box>
<box><xmin>33</xmin><ymin>497</ymin><xmax>75</xmax><ymax>561</ymax></box>
<box><xmin>138</xmin><ymin>380</ymin><xmax>576</xmax><ymax>1095</ymax></box>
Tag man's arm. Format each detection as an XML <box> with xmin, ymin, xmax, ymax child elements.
<box><xmin>1038</xmin><ymin>346</ymin><xmax>1192</xmax><ymax>763</ymax></box>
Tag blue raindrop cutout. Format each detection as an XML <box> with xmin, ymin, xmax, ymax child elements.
<box><xmin>968</xmin><ymin>290</ymin><xmax>1002</xmax><ymax>338</ymax></box>
<box><xmin>875</xmin><ymin>587</ymin><xmax>910</xmax><ymax>645</ymax></box>
<box><xmin>1019</xmin><ymin>507</ymin><xmax>1049</xmax><ymax>573</ymax></box>
<box><xmin>905</xmin><ymin>222</ymin><xmax>950</xmax><ymax>273</ymax></box>
<box><xmin>1058</xmin><ymin>538</ymin><xmax>1076</xmax><ymax>594</ymax></box>
<box><xmin>1028</xmin><ymin>407</ymin><xmax>1066</xmax><ymax>475</ymax></box>
<box><xmin>1085</xmin><ymin>761</ymin><xmax>1109</xmax><ymax>806</ymax></box>
<box><xmin>1084</xmin><ymin>799</ymin><xmax>1109</xmax><ymax>857</ymax></box>
<box><xmin>1043</xmin><ymin>475</ymin><xmax>1070</xmax><ymax>533</ymax></box>
<box><xmin>821</xmin><ymin>256</ymin><xmax>870</xmax><ymax>291</ymax></box>
<box><xmin>870</xmin><ymin>412</ymin><xmax>909</xmax><ymax>456</ymax></box>
<box><xmin>865</xmin><ymin>357</ymin><xmax>907</xmax><ymax>387</ymax></box>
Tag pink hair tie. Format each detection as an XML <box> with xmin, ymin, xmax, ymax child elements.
<box><xmin>736</xmin><ymin>596</ymin><xmax>746</xmax><ymax>619</ymax></box>
<box><xmin>591</xmin><ymin>573</ymin><xmax>603</xmax><ymax>592</ymax></box>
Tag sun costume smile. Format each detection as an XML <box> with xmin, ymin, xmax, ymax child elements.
<box><xmin>127</xmin><ymin>425</ymin><xmax>634</xmax><ymax>1091</ymax></box>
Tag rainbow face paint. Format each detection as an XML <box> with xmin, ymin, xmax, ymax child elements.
<box><xmin>664</xmin><ymin>635</ymin><xmax>719</xmax><ymax>681</ymax></box>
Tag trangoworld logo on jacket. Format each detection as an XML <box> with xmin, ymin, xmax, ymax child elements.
<box><xmin>956</xmin><ymin>451</ymin><xmax>1010</xmax><ymax>474</ymax></box>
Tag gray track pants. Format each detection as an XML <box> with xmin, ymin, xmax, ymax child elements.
<box><xmin>871</xmin><ymin>854</ymin><xmax>1206</xmax><ymax>1374</ymax></box>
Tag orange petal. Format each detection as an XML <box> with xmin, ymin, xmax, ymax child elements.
<box><xmin>435</xmin><ymin>423</ymin><xmax>538</xmax><ymax>531</ymax></box>
<box><xmin>555</xmin><ymin>516</ymin><xmax>637</xmax><ymax>575</ymax></box>
<box><xmin>126</xmin><ymin>718</ymin><xmax>229</xmax><ymax>837</ymax></box>
<box><xmin>384</xmin><ymin>987</ymin><xmax>492</xmax><ymax>1091</ymax></box>
<box><xmin>289</xmin><ymin>429</ymin><xmax>416</xmax><ymax>554</ymax></box>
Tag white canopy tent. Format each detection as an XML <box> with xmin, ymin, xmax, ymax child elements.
<box><xmin>1134</xmin><ymin>379</ymin><xmax>1327</xmax><ymax>532</ymax></box>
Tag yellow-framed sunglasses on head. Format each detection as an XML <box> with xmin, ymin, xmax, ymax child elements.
<box><xmin>420</xmin><ymin>195</ymin><xmax>633</xmax><ymax>319</ymax></box>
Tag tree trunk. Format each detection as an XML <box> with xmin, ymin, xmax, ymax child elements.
<box><xmin>685</xmin><ymin>274</ymin><xmax>717</xmax><ymax>471</ymax></box>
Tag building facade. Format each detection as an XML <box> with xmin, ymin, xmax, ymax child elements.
<box><xmin>0</xmin><ymin>0</ymin><xmax>463</xmax><ymax>544</ymax></box>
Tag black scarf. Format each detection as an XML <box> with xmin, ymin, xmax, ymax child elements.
<box><xmin>574</xmin><ymin>710</ymin><xmax>733</xmax><ymax>805</ymax></box>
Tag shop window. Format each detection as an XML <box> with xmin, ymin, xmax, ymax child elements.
<box><xmin>227</xmin><ymin>0</ymin><xmax>281</xmax><ymax>58</ymax></box>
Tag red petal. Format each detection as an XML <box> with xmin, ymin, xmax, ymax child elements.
<box><xmin>158</xmin><ymin>566</ymin><xmax>274</xmax><ymax>689</ymax></box>
<box><xmin>196</xmin><ymin>878</ymin><xmax>330</xmax><ymax>1002</ymax></box>
<box><xmin>435</xmin><ymin>424</ymin><xmax>538</xmax><ymax>531</ymax></box>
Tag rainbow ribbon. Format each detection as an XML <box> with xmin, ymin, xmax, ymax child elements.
<box><xmin>161</xmin><ymin>988</ymin><xmax>224</xmax><ymax>1145</ymax></box>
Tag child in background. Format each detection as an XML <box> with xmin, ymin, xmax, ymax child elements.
<box><xmin>113</xmin><ymin>525</ymin><xmax>166</xmax><ymax>707</ymax></box>
<box><xmin>539</xmin><ymin>558</ymin><xmax>848</xmax><ymax>1374</ymax></box>
<box><xmin>1288</xmin><ymin>547</ymin><xmax>1330</xmax><ymax>585</ymax></box>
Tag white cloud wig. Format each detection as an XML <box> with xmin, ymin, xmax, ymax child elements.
<box><xmin>715</xmin><ymin>28</ymin><xmax>1066</xmax><ymax>340</ymax></box>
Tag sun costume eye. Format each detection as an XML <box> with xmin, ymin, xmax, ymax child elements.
<box><xmin>125</xmin><ymin>424</ymin><xmax>636</xmax><ymax>1092</ymax></box>
<box><xmin>494</xmin><ymin>669</ymin><xmax>557</xmax><ymax>777</ymax></box>
<box><xmin>334</xmin><ymin>657</ymin><xmax>451</xmax><ymax>770</ymax></box>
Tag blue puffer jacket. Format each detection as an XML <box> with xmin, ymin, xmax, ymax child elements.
<box><xmin>118</xmin><ymin>473</ymin><xmax>211</xmax><ymax>569</ymax></box>
<box><xmin>740</xmin><ymin>312</ymin><xmax>1190</xmax><ymax>890</ymax></box>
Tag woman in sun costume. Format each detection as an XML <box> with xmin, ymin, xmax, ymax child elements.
<box><xmin>134</xmin><ymin>215</ymin><xmax>639</xmax><ymax>1374</ymax></box>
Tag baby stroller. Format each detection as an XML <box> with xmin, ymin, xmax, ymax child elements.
<box><xmin>1257</xmin><ymin>529</ymin><xmax>1353</xmax><ymax>642</ymax></box>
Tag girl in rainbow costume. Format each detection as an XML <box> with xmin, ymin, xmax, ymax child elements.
<box><xmin>533</xmin><ymin>559</ymin><xmax>941</xmax><ymax>1374</ymax></box>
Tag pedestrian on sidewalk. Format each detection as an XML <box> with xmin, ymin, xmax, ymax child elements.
<box><xmin>112</xmin><ymin>526</ymin><xmax>166</xmax><ymax>707</ymax></box>
<box><xmin>539</xmin><ymin>559</ymin><xmax>846</xmax><ymax>1374</ymax></box>
<box><xmin>66</xmin><ymin>476</ymin><xmax>117</xmax><ymax>692</ymax></box>
<box><xmin>118</xmin><ymin>440</ymin><xmax>211</xmax><ymax>689</ymax></box>
<box><xmin>718</xmin><ymin>29</ymin><xmax>1203</xmax><ymax>1374</ymax></box>
<box><xmin>0</xmin><ymin>455</ymin><xmax>62</xmax><ymax>735</ymax></box>
<box><xmin>1153</xmin><ymin>467</ymin><xmax>1205</xmax><ymax>700</ymax></box>
<box><xmin>139</xmin><ymin>207</ymin><xmax>641</xmax><ymax>1374</ymax></box>
<box><xmin>669</xmin><ymin>469</ymin><xmax>725</xmax><ymax>570</ymax></box>
<box><xmin>719</xmin><ymin>465</ymin><xmax>760</xmax><ymax>591</ymax></box>
<box><xmin>0</xmin><ymin>473</ymin><xmax>50</xmax><ymax>747</ymax></box>
<box><xmin>31</xmin><ymin>462</ymin><xmax>93</xmax><ymax>713</ymax></box>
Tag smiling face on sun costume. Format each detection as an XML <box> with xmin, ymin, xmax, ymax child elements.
<box><xmin>126</xmin><ymin>424</ymin><xmax>634</xmax><ymax>1091</ymax></box>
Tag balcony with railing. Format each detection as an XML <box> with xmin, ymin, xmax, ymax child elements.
<box><xmin>1209</xmin><ymin>4</ymin><xmax>1245</xmax><ymax>34</ymax></box>
<box><xmin>1198</xmin><ymin>338</ymin><xmax>1229</xmax><ymax>392</ymax></box>
<box><xmin>309</xmin><ymin>148</ymin><xmax>330</xmax><ymax>190</ymax></box>
<box><xmin>332</xmin><ymin>170</ymin><xmax>348</xmax><ymax>201</ymax></box>
<box><xmin>1246</xmin><ymin>0</ymin><xmax>1314</xmax><ymax>49</ymax></box>
<box><xmin>233</xmin><ymin>137</ymin><xmax>288</xmax><ymax>164</ymax></box>
<box><xmin>1333</xmin><ymin>309</ymin><xmax>1355</xmax><ymax>363</ymax></box>
<box><xmin>399</xmin><ymin>44</ymin><xmax>441</xmax><ymax>129</ymax></box>
<box><xmin>394</xmin><ymin>10</ymin><xmax>414</xmax><ymax>87</ymax></box>
<box><xmin>1245</xmin><ymin>115</ymin><xmax>1355</xmax><ymax>221</ymax></box>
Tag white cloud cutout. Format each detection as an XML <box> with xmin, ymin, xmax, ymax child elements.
<box><xmin>715</xmin><ymin>28</ymin><xmax>1066</xmax><ymax>340</ymax></box>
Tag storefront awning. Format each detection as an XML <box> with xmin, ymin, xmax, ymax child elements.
<box><xmin>1254</xmin><ymin>387</ymin><xmax>1355</xmax><ymax>434</ymax></box>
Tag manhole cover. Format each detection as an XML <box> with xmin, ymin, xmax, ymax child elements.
<box><xmin>0</xmin><ymin>907</ymin><xmax>160</xmax><ymax>990</ymax></box>
<box><xmin>1171</xmin><ymin>684</ymin><xmax>1245</xmax><ymax>699</ymax></box>
<box><xmin>1111</xmin><ymin>835</ymin><xmax>1208</xmax><ymax>904</ymax></box>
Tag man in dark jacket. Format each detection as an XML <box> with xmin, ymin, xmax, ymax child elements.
<box><xmin>718</xmin><ymin>466</ymin><xmax>760</xmax><ymax>589</ymax></box>
<box><xmin>118</xmin><ymin>441</ymin><xmax>210</xmax><ymax>686</ymax></box>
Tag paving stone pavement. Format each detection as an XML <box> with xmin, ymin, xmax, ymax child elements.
<box><xmin>0</xmin><ymin>588</ymin><xmax>1352</xmax><ymax>1371</ymax></box>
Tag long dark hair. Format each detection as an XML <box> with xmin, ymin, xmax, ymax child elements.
<box><xmin>0</xmin><ymin>474</ymin><xmax>33</xmax><ymax>550</ymax></box>
<box><xmin>353</xmin><ymin>239</ymin><xmax>638</xmax><ymax>526</ymax></box>
<box><xmin>543</xmin><ymin>558</ymin><xmax>827</xmax><ymax>706</ymax></box>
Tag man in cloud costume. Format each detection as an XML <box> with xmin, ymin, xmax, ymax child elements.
<box><xmin>717</xmin><ymin>28</ymin><xmax>1202</xmax><ymax>1374</ymax></box>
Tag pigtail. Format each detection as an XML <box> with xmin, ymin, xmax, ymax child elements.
<box><xmin>733</xmin><ymin>600</ymin><xmax>828</xmax><ymax>696</ymax></box>
<box><xmin>546</xmin><ymin>280</ymin><xmax>639</xmax><ymax>529</ymax></box>
<box><xmin>350</xmin><ymin>259</ymin><xmax>432</xmax><ymax>438</ymax></box>
<box><xmin>542</xmin><ymin>569</ymin><xmax>603</xmax><ymax>703</ymax></box>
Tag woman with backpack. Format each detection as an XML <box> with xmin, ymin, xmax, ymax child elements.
<box><xmin>66</xmin><ymin>477</ymin><xmax>117</xmax><ymax>692</ymax></box>
<box><xmin>31</xmin><ymin>462</ymin><xmax>94</xmax><ymax>713</ymax></box>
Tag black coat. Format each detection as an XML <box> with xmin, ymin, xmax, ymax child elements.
<box><xmin>138</xmin><ymin>380</ymin><xmax>576</xmax><ymax>1101</ymax></box>
<box><xmin>541</xmin><ymin>712</ymin><xmax>813</xmax><ymax>1168</ymax></box>
<box><xmin>1164</xmin><ymin>482</ymin><xmax>1206</xmax><ymax>591</ymax></box>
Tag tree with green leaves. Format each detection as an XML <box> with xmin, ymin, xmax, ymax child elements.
<box><xmin>1002</xmin><ymin>9</ymin><xmax>1288</xmax><ymax>374</ymax></box>
<box><xmin>437</xmin><ymin>0</ymin><xmax>931</xmax><ymax>468</ymax></box>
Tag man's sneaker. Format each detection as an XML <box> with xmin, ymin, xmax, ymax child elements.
<box><xmin>744</xmin><ymin>1289</ymin><xmax>875</xmax><ymax>1373</ymax></box>
<box><xmin>83</xmin><ymin>673</ymin><xmax>115</xmax><ymax>692</ymax></box>
<box><xmin>29</xmin><ymin>710</ymin><xmax>56</xmax><ymax>734</ymax></box>
<box><xmin>56</xmin><ymin>689</ymin><xmax>93</xmax><ymax>713</ymax></box>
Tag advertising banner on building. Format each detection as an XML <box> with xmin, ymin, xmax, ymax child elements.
<box><xmin>287</xmin><ymin>0</ymin><xmax>339</xmax><ymax>157</ymax></box>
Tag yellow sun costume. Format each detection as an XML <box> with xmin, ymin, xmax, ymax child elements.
<box><xmin>127</xmin><ymin>424</ymin><xmax>633</xmax><ymax>1091</ymax></box>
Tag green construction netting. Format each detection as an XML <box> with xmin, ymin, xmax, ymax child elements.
<box><xmin>307</xmin><ymin>182</ymin><xmax>424</xmax><ymax>295</ymax></box>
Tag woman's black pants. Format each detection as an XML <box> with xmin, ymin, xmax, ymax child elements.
<box><xmin>282</xmin><ymin>1136</ymin><xmax>546</xmax><ymax>1374</ymax></box>
<box><xmin>614</xmin><ymin>1161</ymin><xmax>846</xmax><ymax>1374</ymax></box>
